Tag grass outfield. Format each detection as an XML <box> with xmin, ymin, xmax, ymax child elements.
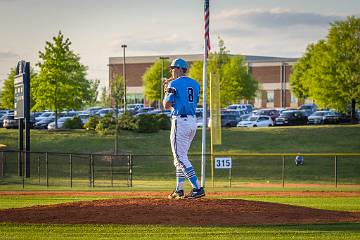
<box><xmin>1</xmin><ymin>125</ymin><xmax>359</xmax><ymax>187</ymax></box>
<box><xmin>0</xmin><ymin>223</ymin><xmax>359</xmax><ymax>240</ymax></box>
<box><xmin>1</xmin><ymin>125</ymin><xmax>360</xmax><ymax>154</ymax></box>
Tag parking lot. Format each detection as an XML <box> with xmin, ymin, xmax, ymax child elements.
<box><xmin>1</xmin><ymin>103</ymin><xmax>359</xmax><ymax>130</ymax></box>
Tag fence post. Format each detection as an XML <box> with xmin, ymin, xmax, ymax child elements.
<box><xmin>91</xmin><ymin>154</ymin><xmax>95</xmax><ymax>188</ymax></box>
<box><xmin>22</xmin><ymin>151</ymin><xmax>25</xmax><ymax>189</ymax></box>
<box><xmin>69</xmin><ymin>154</ymin><xmax>73</xmax><ymax>188</ymax></box>
<box><xmin>335</xmin><ymin>155</ymin><xmax>338</xmax><ymax>188</ymax></box>
<box><xmin>37</xmin><ymin>156</ymin><xmax>40</xmax><ymax>184</ymax></box>
<box><xmin>282</xmin><ymin>155</ymin><xmax>285</xmax><ymax>188</ymax></box>
<box><xmin>128</xmin><ymin>154</ymin><xmax>133</xmax><ymax>187</ymax></box>
<box><xmin>45</xmin><ymin>152</ymin><xmax>48</xmax><ymax>187</ymax></box>
<box><xmin>88</xmin><ymin>154</ymin><xmax>92</xmax><ymax>188</ymax></box>
<box><xmin>0</xmin><ymin>152</ymin><xmax>4</xmax><ymax>177</ymax></box>
<box><xmin>229</xmin><ymin>167</ymin><xmax>232</xmax><ymax>188</ymax></box>
<box><xmin>110</xmin><ymin>156</ymin><xmax>113</xmax><ymax>187</ymax></box>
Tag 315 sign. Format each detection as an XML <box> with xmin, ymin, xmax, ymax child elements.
<box><xmin>214</xmin><ymin>157</ymin><xmax>232</xmax><ymax>169</ymax></box>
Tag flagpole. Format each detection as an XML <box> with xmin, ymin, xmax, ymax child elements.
<box><xmin>201</xmin><ymin>42</ymin><xmax>207</xmax><ymax>188</ymax></box>
<box><xmin>201</xmin><ymin>0</ymin><xmax>210</xmax><ymax>188</ymax></box>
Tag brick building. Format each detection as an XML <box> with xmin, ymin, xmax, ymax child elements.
<box><xmin>108</xmin><ymin>54</ymin><xmax>304</xmax><ymax>108</ymax></box>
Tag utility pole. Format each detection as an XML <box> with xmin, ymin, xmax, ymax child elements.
<box><xmin>121</xmin><ymin>44</ymin><xmax>127</xmax><ymax>112</ymax></box>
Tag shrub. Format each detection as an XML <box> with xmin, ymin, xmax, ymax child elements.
<box><xmin>63</xmin><ymin>116</ymin><xmax>83</xmax><ymax>129</ymax></box>
<box><xmin>95</xmin><ymin>113</ymin><xmax>116</xmax><ymax>135</ymax></box>
<box><xmin>84</xmin><ymin>115</ymin><xmax>100</xmax><ymax>130</ymax></box>
<box><xmin>134</xmin><ymin>114</ymin><xmax>159</xmax><ymax>133</ymax></box>
<box><xmin>118</xmin><ymin>112</ymin><xmax>137</xmax><ymax>130</ymax></box>
<box><xmin>156</xmin><ymin>114</ymin><xmax>171</xmax><ymax>130</ymax></box>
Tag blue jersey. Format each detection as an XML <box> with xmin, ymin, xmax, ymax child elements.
<box><xmin>165</xmin><ymin>76</ymin><xmax>200</xmax><ymax>116</ymax></box>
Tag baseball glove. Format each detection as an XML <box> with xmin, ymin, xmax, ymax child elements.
<box><xmin>163</xmin><ymin>77</ymin><xmax>174</xmax><ymax>94</ymax></box>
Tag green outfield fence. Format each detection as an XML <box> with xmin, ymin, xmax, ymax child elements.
<box><xmin>210</xmin><ymin>153</ymin><xmax>360</xmax><ymax>188</ymax></box>
<box><xmin>0</xmin><ymin>150</ymin><xmax>132</xmax><ymax>188</ymax></box>
<box><xmin>0</xmin><ymin>150</ymin><xmax>359</xmax><ymax>189</ymax></box>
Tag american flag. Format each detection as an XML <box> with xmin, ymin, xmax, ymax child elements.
<box><xmin>204</xmin><ymin>0</ymin><xmax>211</xmax><ymax>58</ymax></box>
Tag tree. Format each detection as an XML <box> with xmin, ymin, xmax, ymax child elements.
<box><xmin>86</xmin><ymin>79</ymin><xmax>100</xmax><ymax>106</ymax></box>
<box><xmin>32</xmin><ymin>31</ymin><xmax>90</xmax><ymax>128</ymax></box>
<box><xmin>142</xmin><ymin>59</ymin><xmax>170</xmax><ymax>104</ymax></box>
<box><xmin>100</xmin><ymin>86</ymin><xmax>111</xmax><ymax>107</ymax></box>
<box><xmin>111</xmin><ymin>75</ymin><xmax>125</xmax><ymax>110</ymax></box>
<box><xmin>0</xmin><ymin>67</ymin><xmax>37</xmax><ymax>110</ymax></box>
<box><xmin>188</xmin><ymin>38</ymin><xmax>258</xmax><ymax>106</ymax></box>
<box><xmin>0</xmin><ymin>68</ymin><xmax>16</xmax><ymax>109</ymax></box>
<box><xmin>290</xmin><ymin>16</ymin><xmax>360</xmax><ymax>118</ymax></box>
<box><xmin>222</xmin><ymin>56</ymin><xmax>258</xmax><ymax>104</ymax></box>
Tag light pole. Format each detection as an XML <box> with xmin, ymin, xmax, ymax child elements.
<box><xmin>121</xmin><ymin>44</ymin><xmax>127</xmax><ymax>112</ymax></box>
<box><xmin>159</xmin><ymin>56</ymin><xmax>169</xmax><ymax>110</ymax></box>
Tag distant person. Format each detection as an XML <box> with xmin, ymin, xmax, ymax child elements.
<box><xmin>295</xmin><ymin>153</ymin><xmax>304</xmax><ymax>166</ymax></box>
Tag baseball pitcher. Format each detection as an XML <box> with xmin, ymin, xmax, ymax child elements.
<box><xmin>163</xmin><ymin>58</ymin><xmax>205</xmax><ymax>199</ymax></box>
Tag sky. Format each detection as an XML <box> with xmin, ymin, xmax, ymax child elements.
<box><xmin>0</xmin><ymin>0</ymin><xmax>360</xmax><ymax>90</ymax></box>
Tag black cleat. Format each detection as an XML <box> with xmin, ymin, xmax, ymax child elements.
<box><xmin>187</xmin><ymin>187</ymin><xmax>205</xmax><ymax>199</ymax></box>
<box><xmin>168</xmin><ymin>189</ymin><xmax>185</xmax><ymax>199</ymax></box>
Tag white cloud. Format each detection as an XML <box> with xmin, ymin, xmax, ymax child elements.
<box><xmin>214</xmin><ymin>8</ymin><xmax>344</xmax><ymax>29</ymax></box>
<box><xmin>210</xmin><ymin>8</ymin><xmax>352</xmax><ymax>57</ymax></box>
<box><xmin>0</xmin><ymin>50</ymin><xmax>19</xmax><ymax>61</ymax></box>
<box><xmin>110</xmin><ymin>32</ymin><xmax>198</xmax><ymax>55</ymax></box>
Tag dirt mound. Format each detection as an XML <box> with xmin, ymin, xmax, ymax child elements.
<box><xmin>1</xmin><ymin>198</ymin><xmax>360</xmax><ymax>226</ymax></box>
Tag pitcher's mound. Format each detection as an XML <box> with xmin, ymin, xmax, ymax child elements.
<box><xmin>1</xmin><ymin>198</ymin><xmax>360</xmax><ymax>225</ymax></box>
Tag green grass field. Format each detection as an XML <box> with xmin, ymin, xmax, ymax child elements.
<box><xmin>1</xmin><ymin>125</ymin><xmax>360</xmax><ymax>189</ymax></box>
<box><xmin>1</xmin><ymin>223</ymin><xmax>359</xmax><ymax>240</ymax></box>
<box><xmin>1</xmin><ymin>125</ymin><xmax>360</xmax><ymax>154</ymax></box>
<box><xmin>1</xmin><ymin>125</ymin><xmax>360</xmax><ymax>239</ymax></box>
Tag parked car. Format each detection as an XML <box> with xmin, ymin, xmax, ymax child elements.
<box><xmin>275</xmin><ymin>110</ymin><xmax>308</xmax><ymax>126</ymax></box>
<box><xmin>299</xmin><ymin>104</ymin><xmax>317</xmax><ymax>117</ymax></box>
<box><xmin>95</xmin><ymin>108</ymin><xmax>115</xmax><ymax>117</ymax></box>
<box><xmin>221</xmin><ymin>114</ymin><xmax>239</xmax><ymax>127</ymax></box>
<box><xmin>255</xmin><ymin>109</ymin><xmax>280</xmax><ymax>121</ymax></box>
<box><xmin>307</xmin><ymin>111</ymin><xmax>340</xmax><ymax>124</ymax></box>
<box><xmin>3</xmin><ymin>114</ymin><xmax>18</xmax><ymax>129</ymax></box>
<box><xmin>137</xmin><ymin>109</ymin><xmax>172</xmax><ymax>117</ymax></box>
<box><xmin>78</xmin><ymin>114</ymin><xmax>90</xmax><ymax>124</ymax></box>
<box><xmin>34</xmin><ymin>116</ymin><xmax>55</xmax><ymax>129</ymax></box>
<box><xmin>36</xmin><ymin>112</ymin><xmax>55</xmax><ymax>122</ymax></box>
<box><xmin>227</xmin><ymin>104</ymin><xmax>253</xmax><ymax>113</ymax></box>
<box><xmin>60</xmin><ymin>110</ymin><xmax>78</xmax><ymax>117</ymax></box>
<box><xmin>48</xmin><ymin>117</ymin><xmax>73</xmax><ymax>129</ymax></box>
<box><xmin>221</xmin><ymin>109</ymin><xmax>245</xmax><ymax>123</ymax></box>
<box><xmin>0</xmin><ymin>115</ymin><xmax>6</xmax><ymax>128</ymax></box>
<box><xmin>239</xmin><ymin>114</ymin><xmax>252</xmax><ymax>121</ymax></box>
<box><xmin>86</xmin><ymin>107</ymin><xmax>103</xmax><ymax>115</ymax></box>
<box><xmin>135</xmin><ymin>107</ymin><xmax>155</xmax><ymax>115</ymax></box>
<box><xmin>237</xmin><ymin>115</ymin><xmax>274</xmax><ymax>127</ymax></box>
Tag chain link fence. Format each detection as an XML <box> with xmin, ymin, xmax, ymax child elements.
<box><xmin>0</xmin><ymin>151</ymin><xmax>359</xmax><ymax>189</ymax></box>
<box><xmin>0</xmin><ymin>150</ymin><xmax>132</xmax><ymax>188</ymax></box>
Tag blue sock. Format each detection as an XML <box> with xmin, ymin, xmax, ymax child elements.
<box><xmin>183</xmin><ymin>167</ymin><xmax>200</xmax><ymax>189</ymax></box>
<box><xmin>176</xmin><ymin>167</ymin><xmax>185</xmax><ymax>191</ymax></box>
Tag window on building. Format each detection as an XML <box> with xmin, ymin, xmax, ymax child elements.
<box><xmin>127</xmin><ymin>93</ymin><xmax>144</xmax><ymax>104</ymax></box>
<box><xmin>291</xmin><ymin>93</ymin><xmax>297</xmax><ymax>104</ymax></box>
<box><xmin>254</xmin><ymin>91</ymin><xmax>261</xmax><ymax>106</ymax></box>
<box><xmin>267</xmin><ymin>90</ymin><xmax>274</xmax><ymax>103</ymax></box>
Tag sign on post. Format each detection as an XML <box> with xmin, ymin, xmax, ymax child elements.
<box><xmin>215</xmin><ymin>157</ymin><xmax>232</xmax><ymax>169</ymax></box>
<box><xmin>14</xmin><ymin>74</ymin><xmax>25</xmax><ymax>119</ymax></box>
<box><xmin>214</xmin><ymin>157</ymin><xmax>232</xmax><ymax>187</ymax></box>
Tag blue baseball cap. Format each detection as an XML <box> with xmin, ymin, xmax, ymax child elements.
<box><xmin>170</xmin><ymin>58</ymin><xmax>188</xmax><ymax>70</ymax></box>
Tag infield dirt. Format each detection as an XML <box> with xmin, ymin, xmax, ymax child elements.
<box><xmin>1</xmin><ymin>194</ymin><xmax>360</xmax><ymax>226</ymax></box>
